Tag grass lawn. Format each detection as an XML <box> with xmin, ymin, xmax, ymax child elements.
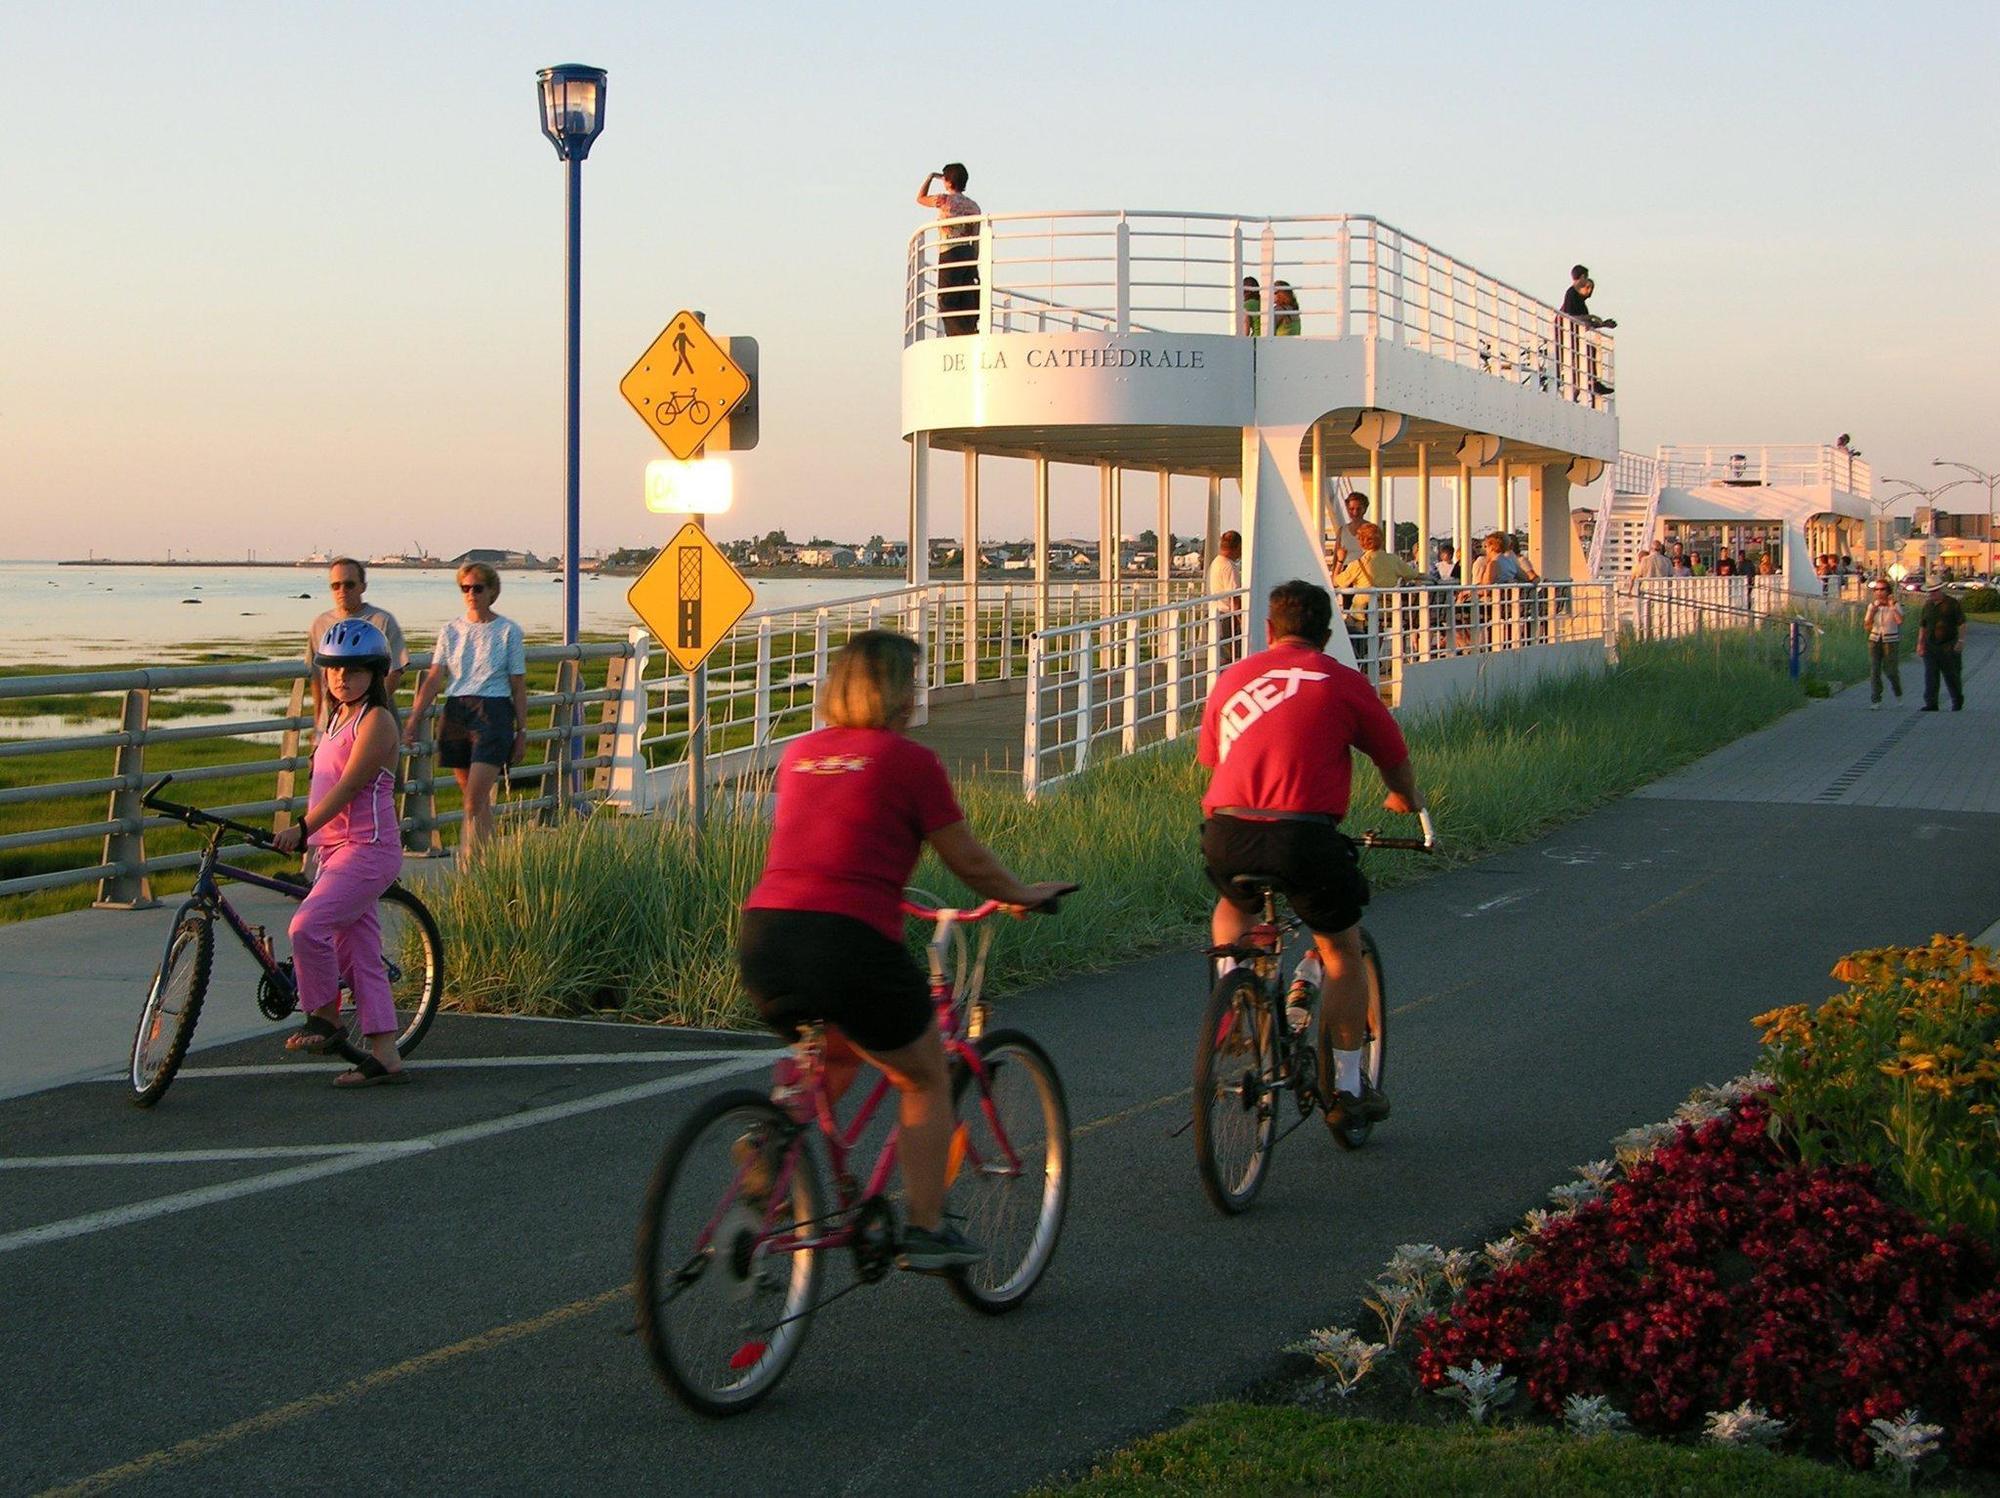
<box><xmin>1047</xmin><ymin>1404</ymin><xmax>1890</xmax><ymax>1497</ymax></box>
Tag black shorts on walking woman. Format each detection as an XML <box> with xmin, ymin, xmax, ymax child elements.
<box><xmin>437</xmin><ymin>695</ymin><xmax>516</xmax><ymax>770</ymax></box>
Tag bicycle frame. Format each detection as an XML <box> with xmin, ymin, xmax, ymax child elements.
<box><xmin>709</xmin><ymin>901</ymin><xmax>1019</xmax><ymax>1262</ymax></box>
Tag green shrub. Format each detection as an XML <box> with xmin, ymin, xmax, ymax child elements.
<box><xmin>1959</xmin><ymin>585</ymin><xmax>2000</xmax><ymax>614</ymax></box>
<box><xmin>1756</xmin><ymin>935</ymin><xmax>2000</xmax><ymax>1237</ymax></box>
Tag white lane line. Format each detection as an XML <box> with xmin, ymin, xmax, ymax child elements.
<box><xmin>166</xmin><ymin>1048</ymin><xmax>779</xmax><ymax>1080</ymax></box>
<box><xmin>0</xmin><ymin>1056</ymin><xmax>766</xmax><ymax>1257</ymax></box>
<box><xmin>1460</xmin><ymin>888</ymin><xmax>1534</xmax><ymax>918</ymax></box>
<box><xmin>0</xmin><ymin>1144</ymin><xmax>387</xmax><ymax>1171</ymax></box>
<box><xmin>78</xmin><ymin>1048</ymin><xmax>780</xmax><ymax>1084</ymax></box>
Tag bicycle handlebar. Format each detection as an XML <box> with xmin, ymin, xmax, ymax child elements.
<box><xmin>901</xmin><ymin>883</ymin><xmax>1080</xmax><ymax>923</ymax></box>
<box><xmin>140</xmin><ymin>775</ymin><xmax>277</xmax><ymax>849</ymax></box>
<box><xmin>1359</xmin><ymin>808</ymin><xmax>1439</xmax><ymax>853</ymax></box>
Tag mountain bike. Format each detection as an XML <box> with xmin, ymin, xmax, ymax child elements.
<box><xmin>633</xmin><ymin>888</ymin><xmax>1076</xmax><ymax>1416</ymax></box>
<box><xmin>1192</xmin><ymin>811</ymin><xmax>1436</xmax><ymax>1214</ymax></box>
<box><xmin>130</xmin><ymin>775</ymin><xmax>443</xmax><ymax>1107</ymax></box>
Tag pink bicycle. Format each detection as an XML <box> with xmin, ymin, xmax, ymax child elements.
<box><xmin>632</xmin><ymin>891</ymin><xmax>1075</xmax><ymax>1415</ymax></box>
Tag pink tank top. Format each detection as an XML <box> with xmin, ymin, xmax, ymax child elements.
<box><xmin>308</xmin><ymin>706</ymin><xmax>396</xmax><ymax>847</ymax></box>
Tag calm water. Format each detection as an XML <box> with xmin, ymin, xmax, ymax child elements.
<box><xmin>0</xmin><ymin>562</ymin><xmax>897</xmax><ymax>670</ymax></box>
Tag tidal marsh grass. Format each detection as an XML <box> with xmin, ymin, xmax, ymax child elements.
<box><xmin>435</xmin><ymin>625</ymin><xmax>1854</xmax><ymax>1028</ymax></box>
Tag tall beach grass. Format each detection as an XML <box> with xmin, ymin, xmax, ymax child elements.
<box><xmin>430</xmin><ymin>620</ymin><xmax>1863</xmax><ymax>1028</ymax></box>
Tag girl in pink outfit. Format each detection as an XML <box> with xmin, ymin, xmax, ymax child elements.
<box><xmin>273</xmin><ymin>619</ymin><xmax>409</xmax><ymax>1087</ymax></box>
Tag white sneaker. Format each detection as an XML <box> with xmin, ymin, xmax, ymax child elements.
<box><xmin>1871</xmin><ymin>700</ymin><xmax>1882</xmax><ymax>710</ymax></box>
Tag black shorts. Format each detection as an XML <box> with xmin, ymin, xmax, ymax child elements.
<box><xmin>438</xmin><ymin>696</ymin><xmax>515</xmax><ymax>769</ymax></box>
<box><xmin>737</xmin><ymin>909</ymin><xmax>933</xmax><ymax>1053</ymax></box>
<box><xmin>1202</xmin><ymin>815</ymin><xmax>1370</xmax><ymax>935</ymax></box>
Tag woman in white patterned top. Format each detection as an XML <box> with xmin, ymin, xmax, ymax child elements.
<box><xmin>917</xmin><ymin>162</ymin><xmax>982</xmax><ymax>337</ymax></box>
<box><xmin>404</xmin><ymin>563</ymin><xmax>527</xmax><ymax>863</ymax></box>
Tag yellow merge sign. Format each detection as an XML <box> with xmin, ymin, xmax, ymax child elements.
<box><xmin>620</xmin><ymin>312</ymin><xmax>750</xmax><ymax>460</ymax></box>
<box><xmin>627</xmin><ymin>522</ymin><xmax>755</xmax><ymax>673</ymax></box>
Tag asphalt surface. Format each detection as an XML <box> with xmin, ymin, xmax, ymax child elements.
<box><xmin>3</xmin><ymin>791</ymin><xmax>1997</xmax><ymax>1496</ymax></box>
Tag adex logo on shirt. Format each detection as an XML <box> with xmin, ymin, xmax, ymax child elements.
<box><xmin>1216</xmin><ymin>667</ymin><xmax>1331</xmax><ymax>756</ymax></box>
<box><xmin>792</xmin><ymin>754</ymin><xmax>871</xmax><ymax>776</ymax></box>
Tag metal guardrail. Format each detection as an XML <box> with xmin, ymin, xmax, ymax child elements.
<box><xmin>903</xmin><ymin>210</ymin><xmax>1615</xmax><ymax>409</ymax></box>
<box><xmin>1656</xmin><ymin>444</ymin><xmax>1873</xmax><ymax>497</ymax></box>
<box><xmin>0</xmin><ymin>643</ymin><xmax>631</xmax><ymax>906</ymax></box>
<box><xmin>1020</xmin><ymin>581</ymin><xmax>1619</xmax><ymax>798</ymax></box>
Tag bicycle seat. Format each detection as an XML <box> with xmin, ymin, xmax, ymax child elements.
<box><xmin>1228</xmin><ymin>872</ymin><xmax>1294</xmax><ymax>898</ymax></box>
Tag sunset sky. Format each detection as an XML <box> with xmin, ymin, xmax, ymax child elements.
<box><xmin>7</xmin><ymin>0</ymin><xmax>1996</xmax><ymax>559</ymax></box>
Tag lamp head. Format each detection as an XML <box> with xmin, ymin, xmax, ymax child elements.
<box><xmin>537</xmin><ymin>65</ymin><xmax>607</xmax><ymax>161</ymax></box>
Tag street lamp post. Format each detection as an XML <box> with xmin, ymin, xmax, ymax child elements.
<box><xmin>1931</xmin><ymin>459</ymin><xmax>2000</xmax><ymax>582</ymax></box>
<box><xmin>1884</xmin><ymin>477</ymin><xmax>1953</xmax><ymax>583</ymax></box>
<box><xmin>536</xmin><ymin>64</ymin><xmax>607</xmax><ymax>802</ymax></box>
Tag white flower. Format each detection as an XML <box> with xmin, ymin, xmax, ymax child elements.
<box><xmin>1385</xmin><ymin>1242</ymin><xmax>1447</xmax><ymax>1291</ymax></box>
<box><xmin>1438</xmin><ymin>1360</ymin><xmax>1516</xmax><ymax>1424</ymax></box>
<box><xmin>1702</xmin><ymin>1401</ymin><xmax>1787</xmax><ymax>1450</ymax></box>
<box><xmin>1867</xmin><ymin>1409</ymin><xmax>1946</xmax><ymax>1489</ymax></box>
<box><xmin>1562</xmin><ymin>1393</ymin><xmax>1631</xmax><ymax>1437</ymax></box>
<box><xmin>1483</xmin><ymin>1235</ymin><xmax>1530</xmax><ymax>1272</ymax></box>
<box><xmin>1363</xmin><ymin>1280</ymin><xmax>1431</xmax><ymax>1347</ymax></box>
<box><xmin>1286</xmin><ymin>1325</ymin><xmax>1389</xmax><ymax>1400</ymax></box>
<box><xmin>1548</xmin><ymin>1180</ymin><xmax>1602</xmax><ymax>1210</ymax></box>
<box><xmin>1575</xmin><ymin>1158</ymin><xmax>1619</xmax><ymax>1189</ymax></box>
<box><xmin>1611</xmin><ymin>1120</ymin><xmax>1679</xmax><ymax>1170</ymax></box>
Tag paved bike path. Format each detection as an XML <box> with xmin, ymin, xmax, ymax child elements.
<box><xmin>3</xmin><ymin>696</ymin><xmax>1998</xmax><ymax>1495</ymax></box>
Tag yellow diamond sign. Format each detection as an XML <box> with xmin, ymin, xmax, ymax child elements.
<box><xmin>620</xmin><ymin>312</ymin><xmax>750</xmax><ymax>460</ymax></box>
<box><xmin>627</xmin><ymin>522</ymin><xmax>755</xmax><ymax>672</ymax></box>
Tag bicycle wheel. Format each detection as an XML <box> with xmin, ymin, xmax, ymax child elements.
<box><xmin>374</xmin><ymin>884</ymin><xmax>442</xmax><ymax>1058</ymax></box>
<box><xmin>131</xmin><ymin>908</ymin><xmax>213</xmax><ymax>1107</ymax></box>
<box><xmin>945</xmin><ymin>1029</ymin><xmax>1070</xmax><ymax>1315</ymax></box>
<box><xmin>634</xmin><ymin>1090</ymin><xmax>823</xmax><ymax>1416</ymax></box>
<box><xmin>1193</xmin><ymin>968</ymin><xmax>1278</xmax><ymax>1214</ymax></box>
<box><xmin>1318</xmin><ymin>928</ymin><xmax>1389</xmax><ymax>1150</ymax></box>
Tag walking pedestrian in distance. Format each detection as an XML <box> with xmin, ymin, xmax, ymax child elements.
<box><xmin>1865</xmin><ymin>579</ymin><xmax>1904</xmax><ymax>709</ymax></box>
<box><xmin>307</xmin><ymin>559</ymin><xmax>407</xmax><ymax>726</ymax></box>
<box><xmin>404</xmin><ymin>564</ymin><xmax>527</xmax><ymax>863</ymax></box>
<box><xmin>1916</xmin><ymin>579</ymin><xmax>1967</xmax><ymax>712</ymax></box>
<box><xmin>916</xmin><ymin>163</ymin><xmax>982</xmax><ymax>337</ymax></box>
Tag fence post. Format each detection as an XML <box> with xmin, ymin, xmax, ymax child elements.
<box><xmin>1023</xmin><ymin>632</ymin><xmax>1043</xmax><ymax>800</ymax></box>
<box><xmin>93</xmin><ymin>688</ymin><xmax>156</xmax><ymax>909</ymax></box>
<box><xmin>607</xmin><ymin>628</ymin><xmax>652</xmax><ymax>814</ymax></box>
<box><xmin>912</xmin><ymin>596</ymin><xmax>932</xmax><ymax>726</ymax></box>
<box><xmin>591</xmin><ymin>652</ymin><xmax>626</xmax><ymax>796</ymax></box>
<box><xmin>999</xmin><ymin>587</ymin><xmax>1014</xmax><ymax>681</ymax></box>
<box><xmin>540</xmin><ymin>658</ymin><xmax>581</xmax><ymax>824</ymax></box>
<box><xmin>1122</xmin><ymin>613</ymin><xmax>1141</xmax><ymax>753</ymax></box>
<box><xmin>1164</xmin><ymin>605</ymin><xmax>1184</xmax><ymax>739</ymax></box>
<box><xmin>753</xmin><ymin>619</ymin><xmax>773</xmax><ymax>746</ymax></box>
<box><xmin>811</xmin><ymin>609</ymin><xmax>831</xmax><ymax>728</ymax></box>
<box><xmin>273</xmin><ymin>676</ymin><xmax>307</xmax><ymax>836</ymax></box>
<box><xmin>1115</xmin><ymin>216</ymin><xmax>1131</xmax><ymax>333</ymax></box>
<box><xmin>1075</xmin><ymin>639</ymin><xmax>1094</xmax><ymax>777</ymax></box>
<box><xmin>402</xmin><ymin>688</ymin><xmax>443</xmax><ymax>853</ymax></box>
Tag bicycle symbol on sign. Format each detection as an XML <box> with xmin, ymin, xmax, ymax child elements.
<box><xmin>655</xmin><ymin>389</ymin><xmax>712</xmax><ymax>426</ymax></box>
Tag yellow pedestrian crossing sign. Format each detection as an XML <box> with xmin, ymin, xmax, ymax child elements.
<box><xmin>620</xmin><ymin>312</ymin><xmax>750</xmax><ymax>460</ymax></box>
<box><xmin>627</xmin><ymin>522</ymin><xmax>755</xmax><ymax>672</ymax></box>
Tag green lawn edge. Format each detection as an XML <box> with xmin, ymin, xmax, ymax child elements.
<box><xmin>1043</xmin><ymin>1403</ymin><xmax>1888</xmax><ymax>1497</ymax></box>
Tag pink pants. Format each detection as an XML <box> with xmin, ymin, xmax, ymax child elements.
<box><xmin>290</xmin><ymin>840</ymin><xmax>405</xmax><ymax>1036</ymax></box>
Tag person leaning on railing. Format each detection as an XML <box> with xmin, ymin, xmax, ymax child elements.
<box><xmin>1333</xmin><ymin>523</ymin><xmax>1420</xmax><ymax>667</ymax></box>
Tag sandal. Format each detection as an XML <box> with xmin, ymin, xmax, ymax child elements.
<box><xmin>284</xmin><ymin>1012</ymin><xmax>347</xmax><ymax>1054</ymax></box>
<box><xmin>333</xmin><ymin>1053</ymin><xmax>409</xmax><ymax>1089</ymax></box>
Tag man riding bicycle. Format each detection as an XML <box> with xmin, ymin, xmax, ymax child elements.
<box><xmin>1197</xmin><ymin>579</ymin><xmax>1427</xmax><ymax>1128</ymax></box>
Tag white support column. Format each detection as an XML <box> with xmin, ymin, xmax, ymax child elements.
<box><xmin>1415</xmin><ymin>443</ymin><xmax>1432</xmax><ymax>565</ymax></box>
<box><xmin>907</xmin><ymin>433</ymin><xmax>930</xmax><ymax>587</ymax></box>
<box><xmin>1455</xmin><ymin>462</ymin><xmax>1472</xmax><ymax>580</ymax></box>
<box><xmin>1156</xmin><ymin>470</ymin><xmax>1172</xmax><ymax>602</ymax></box>
<box><xmin>1241</xmin><ymin>423</ymin><xmax>1353</xmax><ymax>667</ymax></box>
<box><xmin>1205</xmin><ymin>474</ymin><xmax>1222</xmax><ymax>561</ymax></box>
<box><xmin>1528</xmin><ymin>464</ymin><xmax>1576</xmax><ymax>581</ymax></box>
<box><xmin>962</xmin><ymin>448</ymin><xmax>980</xmax><ymax>687</ymax></box>
<box><xmin>1497</xmin><ymin>461</ymin><xmax>1512</xmax><ymax>537</ymax></box>
<box><xmin>1369</xmin><ymin>445</ymin><xmax>1383</xmax><ymax>533</ymax></box>
<box><xmin>1033</xmin><ymin>456</ymin><xmax>1051</xmax><ymax>634</ymax></box>
<box><xmin>1311</xmin><ymin>425</ymin><xmax>1325</xmax><ymax>553</ymax></box>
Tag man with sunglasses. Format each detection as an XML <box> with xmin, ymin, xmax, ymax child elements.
<box><xmin>306</xmin><ymin>557</ymin><xmax>407</xmax><ymax>726</ymax></box>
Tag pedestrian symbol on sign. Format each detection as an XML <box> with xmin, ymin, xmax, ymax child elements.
<box><xmin>671</xmin><ymin>328</ymin><xmax>693</xmax><ymax>375</ymax></box>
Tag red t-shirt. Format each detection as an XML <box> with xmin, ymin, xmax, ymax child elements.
<box><xmin>744</xmin><ymin>727</ymin><xmax>966</xmax><ymax>941</ymax></box>
<box><xmin>1197</xmin><ymin>641</ymin><xmax>1409</xmax><ymax>818</ymax></box>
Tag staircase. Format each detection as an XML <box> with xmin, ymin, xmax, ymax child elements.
<box><xmin>1590</xmin><ymin>488</ymin><xmax>1658</xmax><ymax>580</ymax></box>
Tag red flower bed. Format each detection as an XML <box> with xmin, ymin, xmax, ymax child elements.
<box><xmin>1412</xmin><ymin>1097</ymin><xmax>2000</xmax><ymax>1469</ymax></box>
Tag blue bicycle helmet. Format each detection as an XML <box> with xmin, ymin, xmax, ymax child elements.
<box><xmin>315</xmin><ymin>618</ymin><xmax>392</xmax><ymax>673</ymax></box>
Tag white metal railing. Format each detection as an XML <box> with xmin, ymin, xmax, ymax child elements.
<box><xmin>904</xmin><ymin>211</ymin><xmax>1615</xmax><ymax>409</ymax></box>
<box><xmin>1022</xmin><ymin>581</ymin><xmax>1617</xmax><ymax>797</ymax></box>
<box><xmin>611</xmin><ymin>578</ymin><xmax>1196</xmax><ymax>813</ymax></box>
<box><xmin>1656</xmin><ymin>444</ymin><xmax>1873</xmax><ymax>496</ymax></box>
<box><xmin>1615</xmin><ymin>450</ymin><xmax>1657</xmax><ymax>494</ymax></box>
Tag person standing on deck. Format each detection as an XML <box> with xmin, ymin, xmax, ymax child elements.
<box><xmin>917</xmin><ymin>164</ymin><xmax>982</xmax><ymax>337</ymax></box>
<box><xmin>1208</xmin><ymin>531</ymin><xmax>1243</xmax><ymax>664</ymax></box>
